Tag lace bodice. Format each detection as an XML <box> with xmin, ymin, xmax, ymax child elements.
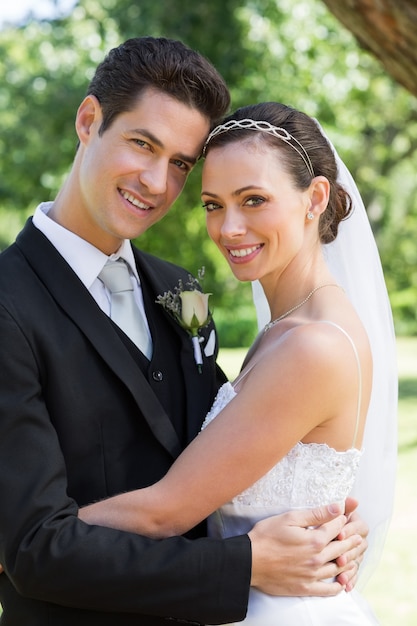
<box><xmin>200</xmin><ymin>344</ymin><xmax>376</xmax><ymax>625</ymax></box>
<box><xmin>201</xmin><ymin>381</ymin><xmax>362</xmax><ymax>510</ymax></box>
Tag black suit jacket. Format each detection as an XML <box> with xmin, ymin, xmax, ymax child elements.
<box><xmin>0</xmin><ymin>220</ymin><xmax>251</xmax><ymax>625</ymax></box>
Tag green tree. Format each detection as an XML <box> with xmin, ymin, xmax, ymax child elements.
<box><xmin>0</xmin><ymin>13</ymin><xmax>118</xmax><ymax>239</ymax></box>
<box><xmin>1</xmin><ymin>0</ymin><xmax>416</xmax><ymax>340</ymax></box>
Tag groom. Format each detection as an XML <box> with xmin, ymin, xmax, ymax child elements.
<box><xmin>0</xmin><ymin>37</ymin><xmax>366</xmax><ymax>625</ymax></box>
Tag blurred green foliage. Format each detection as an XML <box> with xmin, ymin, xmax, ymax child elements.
<box><xmin>1</xmin><ymin>0</ymin><xmax>416</xmax><ymax>344</ymax></box>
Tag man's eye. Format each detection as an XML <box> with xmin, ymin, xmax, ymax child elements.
<box><xmin>133</xmin><ymin>139</ymin><xmax>150</xmax><ymax>149</ymax></box>
<box><xmin>171</xmin><ymin>159</ymin><xmax>189</xmax><ymax>171</ymax></box>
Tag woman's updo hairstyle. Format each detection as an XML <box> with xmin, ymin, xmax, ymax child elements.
<box><xmin>204</xmin><ymin>102</ymin><xmax>352</xmax><ymax>244</ymax></box>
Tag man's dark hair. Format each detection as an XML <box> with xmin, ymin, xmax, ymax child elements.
<box><xmin>87</xmin><ymin>36</ymin><xmax>230</xmax><ymax>134</ymax></box>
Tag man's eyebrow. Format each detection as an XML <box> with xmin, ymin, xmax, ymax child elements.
<box><xmin>131</xmin><ymin>128</ymin><xmax>198</xmax><ymax>165</ymax></box>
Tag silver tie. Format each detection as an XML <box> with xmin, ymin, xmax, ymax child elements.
<box><xmin>98</xmin><ymin>260</ymin><xmax>152</xmax><ymax>359</ymax></box>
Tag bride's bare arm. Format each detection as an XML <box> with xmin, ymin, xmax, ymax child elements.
<box><xmin>79</xmin><ymin>326</ymin><xmax>362</xmax><ymax>538</ymax></box>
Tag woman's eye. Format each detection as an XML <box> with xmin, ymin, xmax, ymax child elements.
<box><xmin>202</xmin><ymin>201</ymin><xmax>220</xmax><ymax>212</ymax></box>
<box><xmin>246</xmin><ymin>196</ymin><xmax>264</xmax><ymax>207</ymax></box>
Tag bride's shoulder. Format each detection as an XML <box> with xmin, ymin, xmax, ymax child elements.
<box><xmin>261</xmin><ymin>320</ymin><xmax>356</xmax><ymax>376</ymax></box>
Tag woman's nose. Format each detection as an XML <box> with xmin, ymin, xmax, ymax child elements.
<box><xmin>220</xmin><ymin>208</ymin><xmax>246</xmax><ymax>238</ymax></box>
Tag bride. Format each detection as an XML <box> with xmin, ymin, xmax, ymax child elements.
<box><xmin>80</xmin><ymin>103</ymin><xmax>397</xmax><ymax>625</ymax></box>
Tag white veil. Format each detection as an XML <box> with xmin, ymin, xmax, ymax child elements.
<box><xmin>252</xmin><ymin>127</ymin><xmax>398</xmax><ymax>587</ymax></box>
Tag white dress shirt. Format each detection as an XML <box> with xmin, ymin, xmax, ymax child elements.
<box><xmin>32</xmin><ymin>202</ymin><xmax>151</xmax><ymax>337</ymax></box>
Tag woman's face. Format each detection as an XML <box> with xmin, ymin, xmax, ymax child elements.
<box><xmin>202</xmin><ymin>140</ymin><xmax>312</xmax><ymax>286</ymax></box>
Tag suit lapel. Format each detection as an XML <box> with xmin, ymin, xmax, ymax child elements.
<box><xmin>134</xmin><ymin>248</ymin><xmax>220</xmax><ymax>444</ymax></box>
<box><xmin>16</xmin><ymin>221</ymin><xmax>182</xmax><ymax>458</ymax></box>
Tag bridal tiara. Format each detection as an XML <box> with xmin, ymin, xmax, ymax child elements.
<box><xmin>203</xmin><ymin>118</ymin><xmax>314</xmax><ymax>178</ymax></box>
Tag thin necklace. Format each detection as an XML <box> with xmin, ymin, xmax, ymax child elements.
<box><xmin>264</xmin><ymin>284</ymin><xmax>341</xmax><ymax>333</ymax></box>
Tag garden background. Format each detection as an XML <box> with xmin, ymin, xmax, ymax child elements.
<box><xmin>1</xmin><ymin>1</ymin><xmax>416</xmax><ymax>623</ymax></box>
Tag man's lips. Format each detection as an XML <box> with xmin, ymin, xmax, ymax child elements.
<box><xmin>119</xmin><ymin>189</ymin><xmax>154</xmax><ymax>211</ymax></box>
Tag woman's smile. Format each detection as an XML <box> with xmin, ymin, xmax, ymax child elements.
<box><xmin>225</xmin><ymin>243</ymin><xmax>264</xmax><ymax>264</ymax></box>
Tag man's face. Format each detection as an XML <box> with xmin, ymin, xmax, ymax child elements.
<box><xmin>68</xmin><ymin>88</ymin><xmax>210</xmax><ymax>254</ymax></box>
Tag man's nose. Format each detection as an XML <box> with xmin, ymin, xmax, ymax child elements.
<box><xmin>139</xmin><ymin>159</ymin><xmax>168</xmax><ymax>195</ymax></box>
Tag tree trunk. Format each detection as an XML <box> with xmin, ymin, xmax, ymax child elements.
<box><xmin>321</xmin><ymin>0</ymin><xmax>417</xmax><ymax>97</ymax></box>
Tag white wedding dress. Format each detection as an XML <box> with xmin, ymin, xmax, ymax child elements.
<box><xmin>201</xmin><ymin>323</ymin><xmax>378</xmax><ymax>625</ymax></box>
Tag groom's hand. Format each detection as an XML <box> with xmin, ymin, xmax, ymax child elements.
<box><xmin>335</xmin><ymin>497</ymin><xmax>368</xmax><ymax>591</ymax></box>
<box><xmin>248</xmin><ymin>502</ymin><xmax>362</xmax><ymax>597</ymax></box>
<box><xmin>0</xmin><ymin>501</ymin><xmax>368</xmax><ymax>590</ymax></box>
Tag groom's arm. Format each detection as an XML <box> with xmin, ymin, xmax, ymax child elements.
<box><xmin>249</xmin><ymin>500</ymin><xmax>366</xmax><ymax>597</ymax></box>
<box><xmin>0</xmin><ymin>501</ymin><xmax>367</xmax><ymax>596</ymax></box>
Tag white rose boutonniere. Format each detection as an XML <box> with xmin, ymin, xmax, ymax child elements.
<box><xmin>156</xmin><ymin>268</ymin><xmax>212</xmax><ymax>373</ymax></box>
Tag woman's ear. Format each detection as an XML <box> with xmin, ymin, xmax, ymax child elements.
<box><xmin>75</xmin><ymin>95</ymin><xmax>102</xmax><ymax>145</ymax></box>
<box><xmin>306</xmin><ymin>176</ymin><xmax>330</xmax><ymax>219</ymax></box>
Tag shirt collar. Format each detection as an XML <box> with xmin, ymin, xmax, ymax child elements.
<box><xmin>32</xmin><ymin>202</ymin><xmax>140</xmax><ymax>289</ymax></box>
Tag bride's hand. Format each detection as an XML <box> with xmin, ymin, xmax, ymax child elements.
<box><xmin>248</xmin><ymin>503</ymin><xmax>362</xmax><ymax>597</ymax></box>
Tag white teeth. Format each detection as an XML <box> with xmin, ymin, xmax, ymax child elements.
<box><xmin>121</xmin><ymin>190</ymin><xmax>151</xmax><ymax>210</ymax></box>
<box><xmin>230</xmin><ymin>246</ymin><xmax>259</xmax><ymax>257</ymax></box>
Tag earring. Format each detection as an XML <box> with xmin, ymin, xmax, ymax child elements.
<box><xmin>306</xmin><ymin>211</ymin><xmax>314</xmax><ymax>220</ymax></box>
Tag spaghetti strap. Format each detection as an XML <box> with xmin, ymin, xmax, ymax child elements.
<box><xmin>233</xmin><ymin>362</ymin><xmax>256</xmax><ymax>387</ymax></box>
<box><xmin>233</xmin><ymin>320</ymin><xmax>363</xmax><ymax>449</ymax></box>
<box><xmin>316</xmin><ymin>321</ymin><xmax>363</xmax><ymax>449</ymax></box>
